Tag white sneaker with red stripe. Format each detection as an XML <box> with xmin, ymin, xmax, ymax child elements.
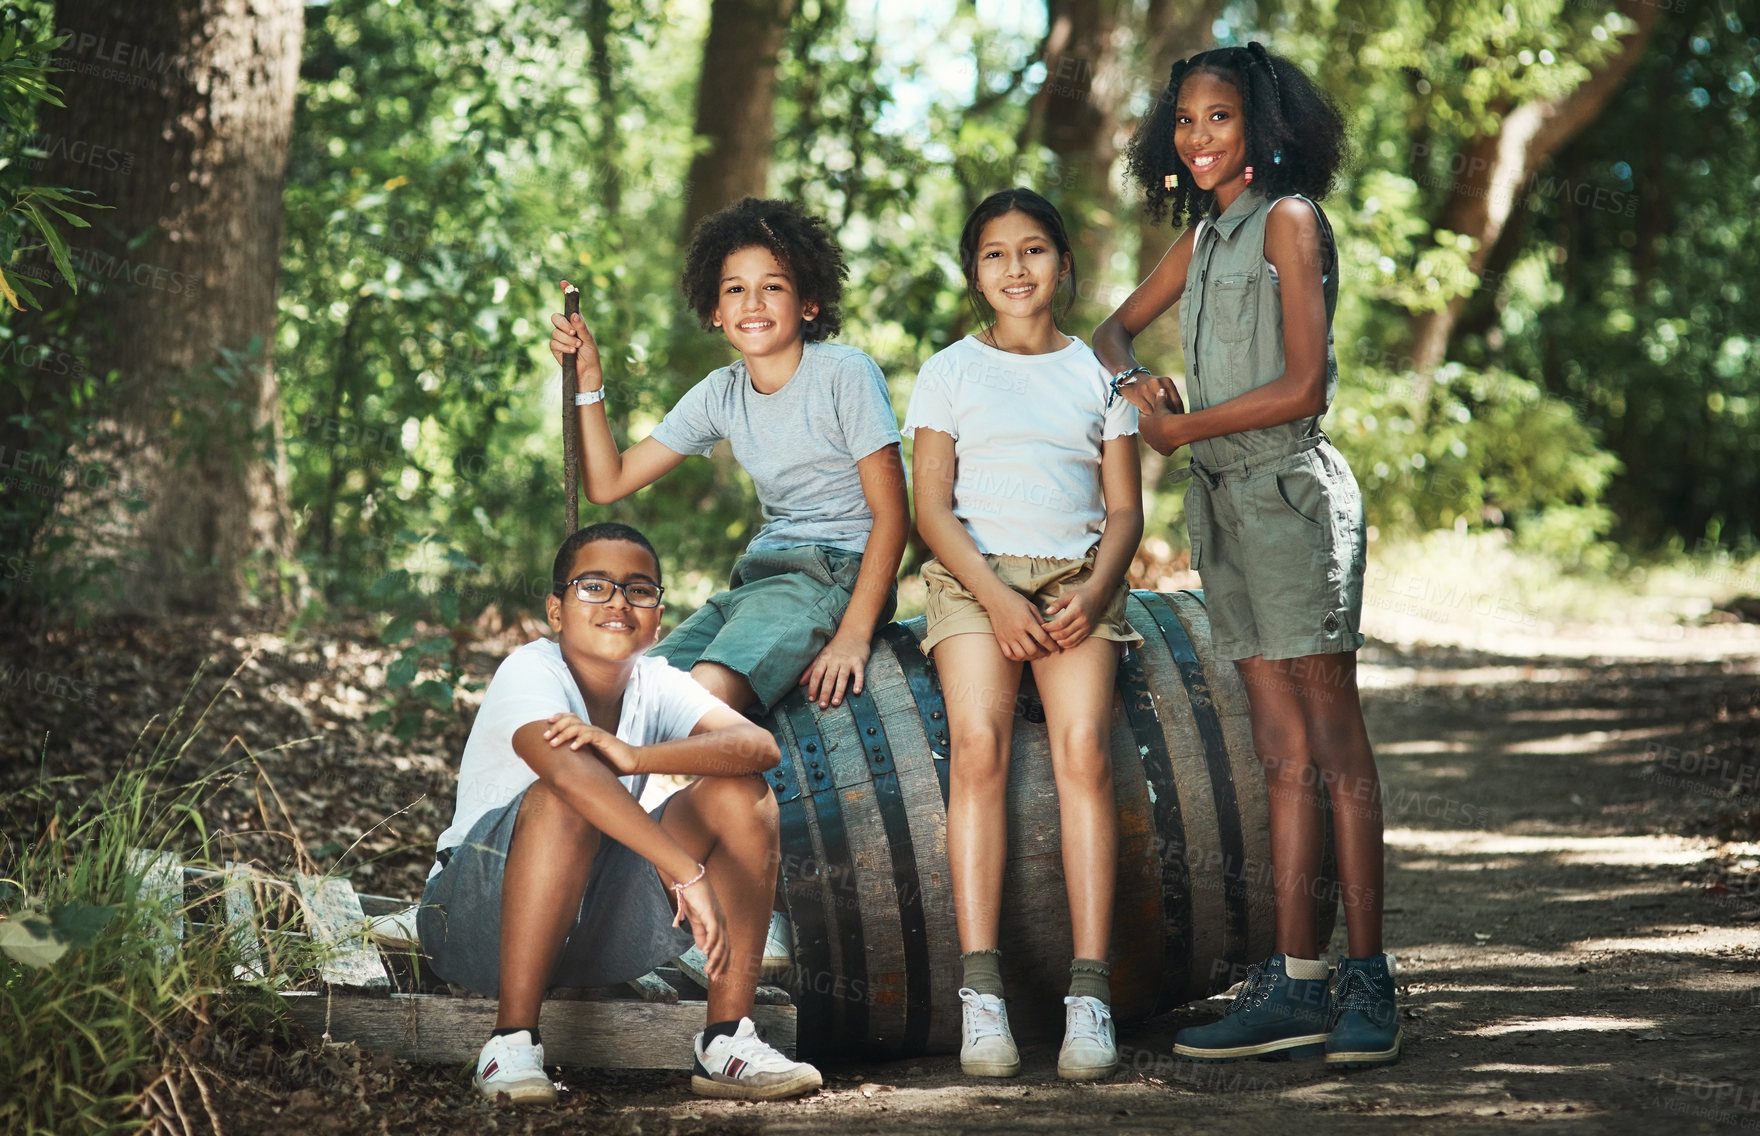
<box><xmin>474</xmin><ymin>1030</ymin><xmax>556</xmax><ymax>1104</ymax></box>
<box><xmin>691</xmin><ymin>1017</ymin><xmax>823</xmax><ymax>1100</ymax></box>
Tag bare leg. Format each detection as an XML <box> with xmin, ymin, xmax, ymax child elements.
<box><xmin>1030</xmin><ymin>638</ymin><xmax>1120</xmax><ymax>962</ymax></box>
<box><xmin>692</xmin><ymin>661</ymin><xmax>759</xmax><ymax>716</ymax></box>
<box><xmin>1285</xmin><ymin>652</ymin><xmax>1384</xmax><ymax>958</ymax></box>
<box><xmin>659</xmin><ymin>773</ymin><xmax>780</xmax><ymax>1023</ymax></box>
<box><xmin>935</xmin><ymin>633</ymin><xmax>1023</xmax><ymax>952</ymax></box>
<box><xmin>1236</xmin><ymin>655</ymin><xmax>1324</xmax><ymax>960</ymax></box>
<box><xmin>496</xmin><ymin>781</ymin><xmax>601</xmax><ymax>1029</ymax></box>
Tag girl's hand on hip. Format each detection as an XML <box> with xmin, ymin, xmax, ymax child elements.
<box><xmin>550</xmin><ymin>281</ymin><xmax>605</xmax><ymax>390</ymax></box>
<box><xmin>672</xmin><ymin>873</ymin><xmax>730</xmax><ymax>981</ymax></box>
<box><xmin>1043</xmin><ymin>587</ymin><xmax>1098</xmax><ymax>650</ymax></box>
<box><xmin>800</xmin><ymin>632</ymin><xmax>870</xmax><ymax>709</ymax></box>
<box><xmin>989</xmin><ymin>590</ymin><xmax>1059</xmax><ymax>661</ymax></box>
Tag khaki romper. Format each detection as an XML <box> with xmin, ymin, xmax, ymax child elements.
<box><xmin>1175</xmin><ymin>187</ymin><xmax>1367</xmax><ymax>661</ymax></box>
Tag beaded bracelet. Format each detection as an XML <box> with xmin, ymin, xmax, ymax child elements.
<box><xmin>672</xmin><ymin>862</ymin><xmax>706</xmax><ymax>896</ymax></box>
<box><xmin>1108</xmin><ymin>365</ymin><xmax>1151</xmax><ymax>409</ymax></box>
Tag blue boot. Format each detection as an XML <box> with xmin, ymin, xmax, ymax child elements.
<box><xmin>1173</xmin><ymin>955</ymin><xmax>1330</xmax><ymax>1062</ymax></box>
<box><xmin>1325</xmin><ymin>954</ymin><xmax>1402</xmax><ymax>1067</ymax></box>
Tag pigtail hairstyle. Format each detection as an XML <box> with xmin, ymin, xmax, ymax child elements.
<box><xmin>1123</xmin><ymin>42</ymin><xmax>1346</xmax><ymax>231</ymax></box>
<box><xmin>680</xmin><ymin>196</ymin><xmax>848</xmax><ymax>342</ymax></box>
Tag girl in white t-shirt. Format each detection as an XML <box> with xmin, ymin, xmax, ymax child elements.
<box><xmin>903</xmin><ymin>188</ymin><xmax>1143</xmax><ymax>1082</ymax></box>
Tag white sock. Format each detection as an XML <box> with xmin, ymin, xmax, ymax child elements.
<box><xmin>1284</xmin><ymin>955</ymin><xmax>1329</xmax><ymax>980</ymax></box>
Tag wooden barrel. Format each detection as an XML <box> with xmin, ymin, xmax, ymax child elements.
<box><xmin>759</xmin><ymin>589</ymin><xmax>1338</xmax><ymax>1060</ymax></box>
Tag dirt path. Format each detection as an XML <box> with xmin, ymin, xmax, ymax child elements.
<box><xmin>10</xmin><ymin>615</ymin><xmax>1758</xmax><ymax>1134</ymax></box>
<box><xmin>543</xmin><ymin>640</ymin><xmax>1760</xmax><ymax>1136</ymax></box>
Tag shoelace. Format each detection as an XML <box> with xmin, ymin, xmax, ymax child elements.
<box><xmin>714</xmin><ymin>1025</ymin><xmax>799</xmax><ymax>1073</ymax></box>
<box><xmin>1224</xmin><ymin>962</ymin><xmax>1274</xmax><ymax>1015</ymax></box>
<box><xmin>959</xmin><ymin>987</ymin><xmax>1010</xmax><ymax>1043</ymax></box>
<box><xmin>484</xmin><ymin>1037</ymin><xmax>544</xmax><ymax>1077</ymax></box>
<box><xmin>1063</xmin><ymin>997</ymin><xmax>1112</xmax><ymax>1045</ymax></box>
<box><xmin>1328</xmin><ymin>969</ymin><xmax>1381</xmax><ymax>1028</ymax></box>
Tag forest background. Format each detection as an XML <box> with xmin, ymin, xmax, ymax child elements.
<box><xmin>2</xmin><ymin>0</ymin><xmax>1757</xmax><ymax>735</ymax></box>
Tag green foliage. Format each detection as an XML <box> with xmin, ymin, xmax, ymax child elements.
<box><xmin>1481</xmin><ymin>0</ymin><xmax>1760</xmax><ymax>547</ymax></box>
<box><xmin>1333</xmin><ymin>362</ymin><xmax>1619</xmax><ymax>559</ymax></box>
<box><xmin>0</xmin><ymin>5</ymin><xmax>106</xmax><ymax>309</ymax></box>
<box><xmin>269</xmin><ymin>0</ymin><xmax>1752</xmax><ymax>632</ymax></box>
<box><xmin>0</xmin><ymin>676</ymin><xmax>321</xmax><ymax>1136</ymax></box>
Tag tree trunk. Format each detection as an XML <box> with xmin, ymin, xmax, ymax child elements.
<box><xmin>679</xmin><ymin>0</ymin><xmax>796</xmax><ymax>239</ymax></box>
<box><xmin>1406</xmin><ymin>0</ymin><xmax>1659</xmax><ymax>393</ymax></box>
<box><xmin>1133</xmin><ymin>0</ymin><xmax>1225</xmax><ymax>283</ymax></box>
<box><xmin>3</xmin><ymin>0</ymin><xmax>303</xmax><ymax>616</ymax></box>
<box><xmin>1027</xmin><ymin>0</ymin><xmax>1128</xmax><ymax>320</ymax></box>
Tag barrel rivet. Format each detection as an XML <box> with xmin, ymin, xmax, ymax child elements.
<box><xmin>930</xmin><ymin>710</ymin><xmax>942</xmax><ymax>720</ymax></box>
<box><xmin>866</xmin><ymin>726</ymin><xmax>877</xmax><ymax>736</ymax></box>
<box><xmin>806</xmin><ymin>742</ymin><xmax>817</xmax><ymax>753</ymax></box>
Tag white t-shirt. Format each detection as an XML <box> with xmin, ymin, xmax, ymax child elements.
<box><xmin>902</xmin><ymin>334</ymin><xmax>1138</xmax><ymax>559</ymax></box>
<box><xmin>431</xmin><ymin>639</ymin><xmax>725</xmax><ymax>877</ymax></box>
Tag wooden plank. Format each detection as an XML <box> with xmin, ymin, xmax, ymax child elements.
<box><xmin>672</xmin><ymin>946</ymin><xmax>792</xmax><ymax>1005</ymax></box>
<box><xmin>294</xmin><ymin>874</ymin><xmax>390</xmax><ymax>991</ymax></box>
<box><xmin>624</xmin><ymin>970</ymin><xmax>679</xmax><ymax>1003</ymax></box>
<box><xmin>221</xmin><ymin>862</ymin><xmax>265</xmax><ymax>979</ymax></box>
<box><xmin>280</xmin><ymin>992</ymin><xmax>797</xmax><ymax>1067</ymax></box>
<box><xmin>128</xmin><ymin>849</ymin><xmax>183</xmax><ymax>966</ymax></box>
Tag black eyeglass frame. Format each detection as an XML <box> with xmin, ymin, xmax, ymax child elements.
<box><xmin>560</xmin><ymin>573</ymin><xmax>665</xmax><ymax>608</ymax></box>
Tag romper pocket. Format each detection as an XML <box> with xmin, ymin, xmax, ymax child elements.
<box><xmin>1272</xmin><ymin>459</ymin><xmax>1329</xmax><ymax>529</ymax></box>
<box><xmin>1208</xmin><ymin>272</ymin><xmax>1259</xmax><ymax>344</ymax></box>
<box><xmin>1184</xmin><ymin>482</ymin><xmax>1210</xmax><ymax>570</ymax></box>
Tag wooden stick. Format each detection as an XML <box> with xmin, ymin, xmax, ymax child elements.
<box><xmin>562</xmin><ymin>282</ymin><xmax>582</xmax><ymax>534</ymax></box>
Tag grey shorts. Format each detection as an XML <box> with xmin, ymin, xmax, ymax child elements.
<box><xmin>1183</xmin><ymin>436</ymin><xmax>1366</xmax><ymax>662</ymax></box>
<box><xmin>416</xmin><ymin>789</ymin><xmax>693</xmax><ymax>996</ymax></box>
<box><xmin>649</xmin><ymin>543</ymin><xmax>895</xmax><ymax>714</ymax></box>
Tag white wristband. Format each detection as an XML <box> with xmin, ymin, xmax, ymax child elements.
<box><xmin>574</xmin><ymin>388</ymin><xmax>605</xmax><ymax>406</ymax></box>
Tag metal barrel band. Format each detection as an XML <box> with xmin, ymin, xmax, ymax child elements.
<box><xmin>1114</xmin><ymin>626</ymin><xmax>1195</xmax><ymax>1014</ymax></box>
<box><xmin>843</xmin><ymin>685</ymin><xmax>933</xmax><ymax>1055</ymax></box>
<box><xmin>878</xmin><ymin>623</ymin><xmax>951</xmax><ymax>807</ymax></box>
<box><xmin>779</xmin><ymin>690</ymin><xmax>869</xmax><ymax>1046</ymax></box>
<box><xmin>1134</xmin><ymin>590</ymin><xmax>1251</xmax><ymax>971</ymax></box>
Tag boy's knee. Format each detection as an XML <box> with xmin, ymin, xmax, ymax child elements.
<box><xmin>694</xmin><ymin>772</ymin><xmax>777</xmax><ymax>825</ymax></box>
<box><xmin>514</xmin><ymin>781</ymin><xmax>595</xmax><ymax>841</ymax></box>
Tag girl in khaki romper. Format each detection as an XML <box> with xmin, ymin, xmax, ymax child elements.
<box><xmin>1096</xmin><ymin>43</ymin><xmax>1401</xmax><ymax>1068</ymax></box>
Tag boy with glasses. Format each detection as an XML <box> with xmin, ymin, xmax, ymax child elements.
<box><xmin>418</xmin><ymin>521</ymin><xmax>822</xmax><ymax>1103</ymax></box>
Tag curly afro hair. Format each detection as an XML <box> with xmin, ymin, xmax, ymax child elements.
<box><xmin>1123</xmin><ymin>42</ymin><xmax>1347</xmax><ymax>230</ymax></box>
<box><xmin>679</xmin><ymin>197</ymin><xmax>847</xmax><ymax>343</ymax></box>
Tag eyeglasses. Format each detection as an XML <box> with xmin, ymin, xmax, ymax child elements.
<box><xmin>563</xmin><ymin>574</ymin><xmax>664</xmax><ymax>608</ymax></box>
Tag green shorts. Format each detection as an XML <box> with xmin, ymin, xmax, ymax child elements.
<box><xmin>649</xmin><ymin>544</ymin><xmax>894</xmax><ymax>714</ymax></box>
<box><xmin>1182</xmin><ymin>435</ymin><xmax>1366</xmax><ymax>662</ymax></box>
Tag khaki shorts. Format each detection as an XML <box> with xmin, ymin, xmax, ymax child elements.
<box><xmin>1183</xmin><ymin>435</ymin><xmax>1367</xmax><ymax>661</ymax></box>
<box><xmin>920</xmin><ymin>551</ymin><xmax>1141</xmax><ymax>655</ymax></box>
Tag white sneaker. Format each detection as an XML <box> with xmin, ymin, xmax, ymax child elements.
<box><xmin>958</xmin><ymin>987</ymin><xmax>1021</xmax><ymax>1077</ymax></box>
<box><xmin>692</xmin><ymin>1017</ymin><xmax>823</xmax><ymax>1100</ymax></box>
<box><xmin>761</xmin><ymin>911</ymin><xmax>794</xmax><ymax>975</ymax></box>
<box><xmin>1057</xmin><ymin>995</ymin><xmax>1117</xmax><ymax>1080</ymax></box>
<box><xmin>474</xmin><ymin>1031</ymin><xmax>556</xmax><ymax>1104</ymax></box>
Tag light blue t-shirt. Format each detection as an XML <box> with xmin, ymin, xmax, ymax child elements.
<box><xmin>650</xmin><ymin>341</ymin><xmax>902</xmax><ymax>554</ymax></box>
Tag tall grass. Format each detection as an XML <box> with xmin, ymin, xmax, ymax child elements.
<box><xmin>0</xmin><ymin>667</ymin><xmax>324</xmax><ymax>1136</ymax></box>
